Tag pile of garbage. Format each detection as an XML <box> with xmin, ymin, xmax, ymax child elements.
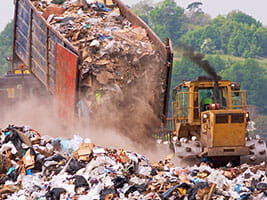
<box><xmin>0</xmin><ymin>124</ymin><xmax>266</xmax><ymax>200</ymax></box>
<box><xmin>30</xmin><ymin>0</ymin><xmax>168</xmax><ymax>140</ymax></box>
<box><xmin>32</xmin><ymin>0</ymin><xmax>163</xmax><ymax>96</ymax></box>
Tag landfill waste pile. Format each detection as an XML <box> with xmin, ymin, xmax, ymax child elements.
<box><xmin>30</xmin><ymin>0</ymin><xmax>170</xmax><ymax>141</ymax></box>
<box><xmin>32</xmin><ymin>0</ymin><xmax>168</xmax><ymax>119</ymax></box>
<box><xmin>0</xmin><ymin>124</ymin><xmax>266</xmax><ymax>200</ymax></box>
<box><xmin>32</xmin><ymin>0</ymin><xmax>158</xmax><ymax>89</ymax></box>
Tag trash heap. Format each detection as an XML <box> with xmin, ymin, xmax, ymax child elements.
<box><xmin>32</xmin><ymin>0</ymin><xmax>163</xmax><ymax>96</ymax></box>
<box><xmin>31</xmin><ymin>0</ymin><xmax>168</xmax><ymax>140</ymax></box>
<box><xmin>0</xmin><ymin>125</ymin><xmax>266</xmax><ymax>200</ymax></box>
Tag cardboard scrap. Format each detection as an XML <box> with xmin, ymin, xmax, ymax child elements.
<box><xmin>23</xmin><ymin>149</ymin><xmax>35</xmax><ymax>170</ymax></box>
<box><xmin>74</xmin><ymin>143</ymin><xmax>95</xmax><ymax>161</ymax></box>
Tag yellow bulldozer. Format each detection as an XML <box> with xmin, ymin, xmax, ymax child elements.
<box><xmin>169</xmin><ymin>76</ymin><xmax>267</xmax><ymax>166</ymax></box>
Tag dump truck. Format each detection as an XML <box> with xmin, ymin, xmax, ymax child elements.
<box><xmin>169</xmin><ymin>76</ymin><xmax>267</xmax><ymax>166</ymax></box>
<box><xmin>0</xmin><ymin>0</ymin><xmax>173</xmax><ymax>142</ymax></box>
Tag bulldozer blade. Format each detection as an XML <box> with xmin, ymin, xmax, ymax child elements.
<box><xmin>240</xmin><ymin>138</ymin><xmax>267</xmax><ymax>165</ymax></box>
<box><xmin>170</xmin><ymin>138</ymin><xmax>202</xmax><ymax>157</ymax></box>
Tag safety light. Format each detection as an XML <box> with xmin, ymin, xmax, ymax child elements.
<box><xmin>209</xmin><ymin>103</ymin><xmax>220</xmax><ymax>110</ymax></box>
<box><xmin>203</xmin><ymin>114</ymin><xmax>208</xmax><ymax>119</ymax></box>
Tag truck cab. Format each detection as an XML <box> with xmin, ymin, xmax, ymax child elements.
<box><xmin>0</xmin><ymin>68</ymin><xmax>46</xmax><ymax>110</ymax></box>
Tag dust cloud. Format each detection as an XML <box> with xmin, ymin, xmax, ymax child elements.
<box><xmin>1</xmin><ymin>95</ymin><xmax>173</xmax><ymax>163</ymax></box>
<box><xmin>79</xmin><ymin>53</ymin><xmax>167</xmax><ymax>147</ymax></box>
<box><xmin>1</xmin><ymin>97</ymin><xmax>67</xmax><ymax>138</ymax></box>
<box><xmin>0</xmin><ymin>52</ymin><xmax>174</xmax><ymax>163</ymax></box>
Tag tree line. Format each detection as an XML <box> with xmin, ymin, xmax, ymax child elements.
<box><xmin>132</xmin><ymin>0</ymin><xmax>267</xmax><ymax>58</ymax></box>
<box><xmin>133</xmin><ymin>0</ymin><xmax>267</xmax><ymax>113</ymax></box>
<box><xmin>132</xmin><ymin>0</ymin><xmax>267</xmax><ymax>136</ymax></box>
<box><xmin>0</xmin><ymin>21</ymin><xmax>13</xmax><ymax>75</ymax></box>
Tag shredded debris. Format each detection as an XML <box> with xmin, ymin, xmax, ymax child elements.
<box><xmin>0</xmin><ymin>125</ymin><xmax>266</xmax><ymax>199</ymax></box>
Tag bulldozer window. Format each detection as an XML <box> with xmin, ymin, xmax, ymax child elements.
<box><xmin>220</xmin><ymin>87</ymin><xmax>228</xmax><ymax>108</ymax></box>
<box><xmin>216</xmin><ymin>114</ymin><xmax>229</xmax><ymax>123</ymax></box>
<box><xmin>231</xmin><ymin>113</ymin><xmax>245</xmax><ymax>123</ymax></box>
<box><xmin>199</xmin><ymin>88</ymin><xmax>214</xmax><ymax>111</ymax></box>
<box><xmin>231</xmin><ymin>91</ymin><xmax>244</xmax><ymax>109</ymax></box>
<box><xmin>198</xmin><ymin>87</ymin><xmax>228</xmax><ymax>112</ymax></box>
<box><xmin>174</xmin><ymin>87</ymin><xmax>189</xmax><ymax>119</ymax></box>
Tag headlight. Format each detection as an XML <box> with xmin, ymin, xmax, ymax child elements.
<box><xmin>172</xmin><ymin>136</ymin><xmax>178</xmax><ymax>141</ymax></box>
<box><xmin>203</xmin><ymin>113</ymin><xmax>208</xmax><ymax>119</ymax></box>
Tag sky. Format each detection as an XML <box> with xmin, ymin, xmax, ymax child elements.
<box><xmin>0</xmin><ymin>0</ymin><xmax>267</xmax><ymax>31</ymax></box>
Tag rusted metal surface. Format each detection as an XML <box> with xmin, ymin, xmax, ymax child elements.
<box><xmin>13</xmin><ymin>0</ymin><xmax>78</xmax><ymax>94</ymax></box>
<box><xmin>55</xmin><ymin>44</ymin><xmax>78</xmax><ymax>124</ymax></box>
<box><xmin>164</xmin><ymin>38</ymin><xmax>174</xmax><ymax>118</ymax></box>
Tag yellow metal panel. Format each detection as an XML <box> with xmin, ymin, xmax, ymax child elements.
<box><xmin>98</xmin><ymin>0</ymin><xmax>114</xmax><ymax>5</ymax></box>
<box><xmin>212</xmin><ymin>123</ymin><xmax>246</xmax><ymax>147</ymax></box>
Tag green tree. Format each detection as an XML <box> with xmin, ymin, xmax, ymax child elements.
<box><xmin>185</xmin><ymin>12</ymin><xmax>211</xmax><ymax>27</ymax></box>
<box><xmin>0</xmin><ymin>21</ymin><xmax>13</xmax><ymax>75</ymax></box>
<box><xmin>201</xmin><ymin>25</ymin><xmax>221</xmax><ymax>50</ymax></box>
<box><xmin>226</xmin><ymin>23</ymin><xmax>261</xmax><ymax>57</ymax></box>
<box><xmin>254</xmin><ymin>27</ymin><xmax>267</xmax><ymax>56</ymax></box>
<box><xmin>227</xmin><ymin>11</ymin><xmax>262</xmax><ymax>27</ymax></box>
<box><xmin>221</xmin><ymin>59</ymin><xmax>267</xmax><ymax>113</ymax></box>
<box><xmin>220</xmin><ymin>20</ymin><xmax>238</xmax><ymax>54</ymax></box>
<box><xmin>200</xmin><ymin>38</ymin><xmax>216</xmax><ymax>54</ymax></box>
<box><xmin>205</xmin><ymin>55</ymin><xmax>225</xmax><ymax>72</ymax></box>
<box><xmin>179</xmin><ymin>26</ymin><xmax>205</xmax><ymax>51</ymax></box>
<box><xmin>131</xmin><ymin>0</ymin><xmax>153</xmax><ymax>25</ymax></box>
<box><xmin>172</xmin><ymin>57</ymin><xmax>204</xmax><ymax>85</ymax></box>
<box><xmin>149</xmin><ymin>0</ymin><xmax>185</xmax><ymax>43</ymax></box>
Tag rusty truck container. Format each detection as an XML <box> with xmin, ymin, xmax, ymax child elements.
<box><xmin>12</xmin><ymin>0</ymin><xmax>173</xmax><ymax>139</ymax></box>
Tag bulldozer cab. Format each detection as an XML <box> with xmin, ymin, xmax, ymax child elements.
<box><xmin>172</xmin><ymin>79</ymin><xmax>247</xmax><ymax>126</ymax></box>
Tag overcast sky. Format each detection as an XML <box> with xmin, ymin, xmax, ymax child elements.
<box><xmin>1</xmin><ymin>0</ymin><xmax>267</xmax><ymax>31</ymax></box>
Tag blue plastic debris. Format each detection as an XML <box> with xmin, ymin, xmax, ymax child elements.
<box><xmin>4</xmin><ymin>131</ymin><xmax>11</xmax><ymax>136</ymax></box>
<box><xmin>235</xmin><ymin>184</ymin><xmax>241</xmax><ymax>193</ymax></box>
<box><xmin>6</xmin><ymin>167</ymin><xmax>15</xmax><ymax>175</ymax></box>
<box><xmin>95</xmin><ymin>1</ymin><xmax>113</xmax><ymax>12</ymax></box>
<box><xmin>97</xmin><ymin>33</ymin><xmax>113</xmax><ymax>40</ymax></box>
<box><xmin>26</xmin><ymin>169</ymin><xmax>33</xmax><ymax>175</ymax></box>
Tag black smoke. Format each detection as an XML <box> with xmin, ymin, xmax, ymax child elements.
<box><xmin>180</xmin><ymin>44</ymin><xmax>221</xmax><ymax>103</ymax></box>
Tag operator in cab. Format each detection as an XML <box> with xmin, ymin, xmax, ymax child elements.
<box><xmin>201</xmin><ymin>91</ymin><xmax>213</xmax><ymax>111</ymax></box>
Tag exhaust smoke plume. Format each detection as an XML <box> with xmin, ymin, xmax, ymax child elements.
<box><xmin>181</xmin><ymin>45</ymin><xmax>221</xmax><ymax>80</ymax></box>
<box><xmin>179</xmin><ymin>44</ymin><xmax>221</xmax><ymax>103</ymax></box>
